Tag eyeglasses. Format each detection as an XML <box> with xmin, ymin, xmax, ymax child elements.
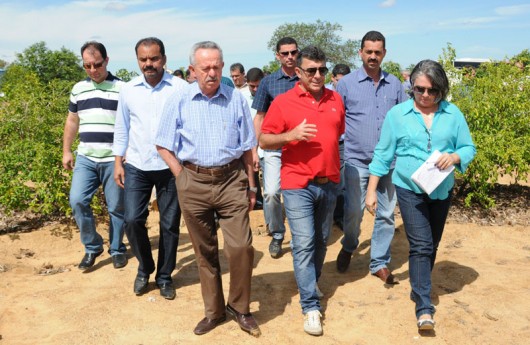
<box><xmin>413</xmin><ymin>86</ymin><xmax>439</xmax><ymax>96</ymax></box>
<box><xmin>279</xmin><ymin>50</ymin><xmax>298</xmax><ymax>57</ymax></box>
<box><xmin>83</xmin><ymin>61</ymin><xmax>105</xmax><ymax>70</ymax></box>
<box><xmin>298</xmin><ymin>66</ymin><xmax>329</xmax><ymax>77</ymax></box>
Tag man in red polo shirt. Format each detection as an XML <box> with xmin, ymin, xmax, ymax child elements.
<box><xmin>259</xmin><ymin>46</ymin><xmax>345</xmax><ymax>336</ymax></box>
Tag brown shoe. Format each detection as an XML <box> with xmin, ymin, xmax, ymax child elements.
<box><xmin>226</xmin><ymin>304</ymin><xmax>261</xmax><ymax>337</ymax></box>
<box><xmin>336</xmin><ymin>248</ymin><xmax>352</xmax><ymax>273</ymax></box>
<box><xmin>193</xmin><ymin>315</ymin><xmax>226</xmax><ymax>335</ymax></box>
<box><xmin>372</xmin><ymin>267</ymin><xmax>399</xmax><ymax>284</ymax></box>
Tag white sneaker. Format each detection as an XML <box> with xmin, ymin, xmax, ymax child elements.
<box><xmin>315</xmin><ymin>284</ymin><xmax>324</xmax><ymax>299</ymax></box>
<box><xmin>304</xmin><ymin>310</ymin><xmax>323</xmax><ymax>336</ymax></box>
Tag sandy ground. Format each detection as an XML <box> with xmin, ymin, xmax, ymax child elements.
<box><xmin>0</xmin><ymin>208</ymin><xmax>529</xmax><ymax>345</ymax></box>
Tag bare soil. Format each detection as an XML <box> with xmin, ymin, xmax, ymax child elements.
<box><xmin>1</xmin><ymin>192</ymin><xmax>529</xmax><ymax>345</ymax></box>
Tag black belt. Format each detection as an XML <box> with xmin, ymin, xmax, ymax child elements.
<box><xmin>312</xmin><ymin>176</ymin><xmax>330</xmax><ymax>184</ymax></box>
<box><xmin>182</xmin><ymin>160</ymin><xmax>239</xmax><ymax>177</ymax></box>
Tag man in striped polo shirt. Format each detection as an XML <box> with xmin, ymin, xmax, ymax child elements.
<box><xmin>62</xmin><ymin>41</ymin><xmax>127</xmax><ymax>271</ymax></box>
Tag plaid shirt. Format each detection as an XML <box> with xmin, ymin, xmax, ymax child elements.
<box><xmin>251</xmin><ymin>68</ymin><xmax>298</xmax><ymax>113</ymax></box>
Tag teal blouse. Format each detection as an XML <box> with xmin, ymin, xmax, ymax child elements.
<box><xmin>369</xmin><ymin>99</ymin><xmax>476</xmax><ymax>199</ymax></box>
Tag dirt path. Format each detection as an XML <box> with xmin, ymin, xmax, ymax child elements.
<box><xmin>0</xmin><ymin>209</ymin><xmax>528</xmax><ymax>345</ymax></box>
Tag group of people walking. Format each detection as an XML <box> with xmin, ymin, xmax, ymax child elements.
<box><xmin>62</xmin><ymin>30</ymin><xmax>476</xmax><ymax>337</ymax></box>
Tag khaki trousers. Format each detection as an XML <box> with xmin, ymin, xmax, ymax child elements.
<box><xmin>176</xmin><ymin>162</ymin><xmax>254</xmax><ymax>319</ymax></box>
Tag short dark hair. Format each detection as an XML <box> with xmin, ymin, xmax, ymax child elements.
<box><xmin>332</xmin><ymin>64</ymin><xmax>351</xmax><ymax>77</ymax></box>
<box><xmin>361</xmin><ymin>31</ymin><xmax>386</xmax><ymax>49</ymax></box>
<box><xmin>135</xmin><ymin>37</ymin><xmax>165</xmax><ymax>56</ymax></box>
<box><xmin>173</xmin><ymin>69</ymin><xmax>184</xmax><ymax>78</ymax></box>
<box><xmin>246</xmin><ymin>67</ymin><xmax>264</xmax><ymax>82</ymax></box>
<box><xmin>296</xmin><ymin>46</ymin><xmax>326</xmax><ymax>67</ymax></box>
<box><xmin>410</xmin><ymin>59</ymin><xmax>450</xmax><ymax>103</ymax></box>
<box><xmin>276</xmin><ymin>37</ymin><xmax>298</xmax><ymax>52</ymax></box>
<box><xmin>81</xmin><ymin>41</ymin><xmax>107</xmax><ymax>60</ymax></box>
<box><xmin>230</xmin><ymin>63</ymin><xmax>245</xmax><ymax>74</ymax></box>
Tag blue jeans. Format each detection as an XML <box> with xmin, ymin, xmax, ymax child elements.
<box><xmin>342</xmin><ymin>162</ymin><xmax>396</xmax><ymax>273</ymax></box>
<box><xmin>69</xmin><ymin>155</ymin><xmax>125</xmax><ymax>255</ymax></box>
<box><xmin>123</xmin><ymin>164</ymin><xmax>180</xmax><ymax>285</ymax></box>
<box><xmin>283</xmin><ymin>182</ymin><xmax>338</xmax><ymax>313</ymax></box>
<box><xmin>396</xmin><ymin>186</ymin><xmax>452</xmax><ymax>318</ymax></box>
<box><xmin>262</xmin><ymin>149</ymin><xmax>286</xmax><ymax>240</ymax></box>
<box><xmin>333</xmin><ymin>141</ymin><xmax>345</xmax><ymax>222</ymax></box>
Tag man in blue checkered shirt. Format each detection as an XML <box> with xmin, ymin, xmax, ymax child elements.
<box><xmin>252</xmin><ymin>37</ymin><xmax>299</xmax><ymax>259</ymax></box>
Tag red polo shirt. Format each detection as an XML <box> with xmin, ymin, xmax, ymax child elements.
<box><xmin>261</xmin><ymin>82</ymin><xmax>345</xmax><ymax>189</ymax></box>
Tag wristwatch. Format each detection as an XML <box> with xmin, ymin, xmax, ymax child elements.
<box><xmin>248</xmin><ymin>187</ymin><xmax>258</xmax><ymax>193</ymax></box>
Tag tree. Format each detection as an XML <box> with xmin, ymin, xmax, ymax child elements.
<box><xmin>381</xmin><ymin>61</ymin><xmax>402</xmax><ymax>81</ymax></box>
<box><xmin>262</xmin><ymin>60</ymin><xmax>280</xmax><ymax>75</ymax></box>
<box><xmin>14</xmin><ymin>41</ymin><xmax>84</xmax><ymax>84</ymax></box>
<box><xmin>268</xmin><ymin>20</ymin><xmax>360</xmax><ymax>69</ymax></box>
<box><xmin>115</xmin><ymin>68</ymin><xmax>139</xmax><ymax>82</ymax></box>
<box><xmin>0</xmin><ymin>59</ymin><xmax>8</xmax><ymax>69</ymax></box>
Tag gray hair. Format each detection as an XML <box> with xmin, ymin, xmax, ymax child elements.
<box><xmin>410</xmin><ymin>59</ymin><xmax>450</xmax><ymax>103</ymax></box>
<box><xmin>189</xmin><ymin>41</ymin><xmax>223</xmax><ymax>65</ymax></box>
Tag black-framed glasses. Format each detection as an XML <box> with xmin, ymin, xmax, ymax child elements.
<box><xmin>279</xmin><ymin>50</ymin><xmax>298</xmax><ymax>57</ymax></box>
<box><xmin>83</xmin><ymin>61</ymin><xmax>105</xmax><ymax>70</ymax></box>
<box><xmin>298</xmin><ymin>66</ymin><xmax>329</xmax><ymax>77</ymax></box>
<box><xmin>413</xmin><ymin>86</ymin><xmax>439</xmax><ymax>96</ymax></box>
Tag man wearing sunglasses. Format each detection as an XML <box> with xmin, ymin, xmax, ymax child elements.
<box><xmin>335</xmin><ymin>31</ymin><xmax>407</xmax><ymax>285</ymax></box>
<box><xmin>260</xmin><ymin>46</ymin><xmax>345</xmax><ymax>336</ymax></box>
<box><xmin>62</xmin><ymin>41</ymin><xmax>128</xmax><ymax>271</ymax></box>
<box><xmin>252</xmin><ymin>37</ymin><xmax>299</xmax><ymax>259</ymax></box>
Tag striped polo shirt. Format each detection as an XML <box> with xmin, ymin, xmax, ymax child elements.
<box><xmin>69</xmin><ymin>72</ymin><xmax>123</xmax><ymax>162</ymax></box>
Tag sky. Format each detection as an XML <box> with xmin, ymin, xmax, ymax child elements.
<box><xmin>1</xmin><ymin>0</ymin><xmax>529</xmax><ymax>74</ymax></box>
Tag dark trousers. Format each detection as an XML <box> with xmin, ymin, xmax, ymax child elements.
<box><xmin>124</xmin><ymin>164</ymin><xmax>181</xmax><ymax>285</ymax></box>
<box><xmin>176</xmin><ymin>162</ymin><xmax>254</xmax><ymax>319</ymax></box>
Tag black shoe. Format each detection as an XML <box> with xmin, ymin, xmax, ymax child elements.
<box><xmin>253</xmin><ymin>201</ymin><xmax>263</xmax><ymax>210</ymax></box>
<box><xmin>269</xmin><ymin>238</ymin><xmax>283</xmax><ymax>258</ymax></box>
<box><xmin>78</xmin><ymin>250</ymin><xmax>104</xmax><ymax>270</ymax></box>
<box><xmin>336</xmin><ymin>248</ymin><xmax>352</xmax><ymax>273</ymax></box>
<box><xmin>158</xmin><ymin>282</ymin><xmax>176</xmax><ymax>300</ymax></box>
<box><xmin>134</xmin><ymin>275</ymin><xmax>149</xmax><ymax>295</ymax></box>
<box><xmin>112</xmin><ymin>253</ymin><xmax>128</xmax><ymax>269</ymax></box>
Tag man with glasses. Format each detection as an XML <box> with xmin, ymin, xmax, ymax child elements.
<box><xmin>113</xmin><ymin>37</ymin><xmax>188</xmax><ymax>300</ymax></box>
<box><xmin>260</xmin><ymin>46</ymin><xmax>345</xmax><ymax>336</ymax></box>
<box><xmin>252</xmin><ymin>37</ymin><xmax>299</xmax><ymax>258</ymax></box>
<box><xmin>62</xmin><ymin>41</ymin><xmax>127</xmax><ymax>271</ymax></box>
<box><xmin>335</xmin><ymin>31</ymin><xmax>407</xmax><ymax>284</ymax></box>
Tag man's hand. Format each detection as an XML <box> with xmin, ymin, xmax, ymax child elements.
<box><xmin>247</xmin><ymin>190</ymin><xmax>256</xmax><ymax>212</ymax></box>
<box><xmin>114</xmin><ymin>158</ymin><xmax>125</xmax><ymax>189</ymax></box>
<box><xmin>288</xmin><ymin>119</ymin><xmax>317</xmax><ymax>142</ymax></box>
<box><xmin>62</xmin><ymin>151</ymin><xmax>75</xmax><ymax>170</ymax></box>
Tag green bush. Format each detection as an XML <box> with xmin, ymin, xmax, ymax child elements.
<box><xmin>450</xmin><ymin>59</ymin><xmax>530</xmax><ymax>207</ymax></box>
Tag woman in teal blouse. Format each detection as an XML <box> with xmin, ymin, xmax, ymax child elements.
<box><xmin>365</xmin><ymin>60</ymin><xmax>476</xmax><ymax>331</ymax></box>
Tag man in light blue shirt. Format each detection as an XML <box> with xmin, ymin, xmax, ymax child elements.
<box><xmin>156</xmin><ymin>41</ymin><xmax>260</xmax><ymax>337</ymax></box>
<box><xmin>336</xmin><ymin>31</ymin><xmax>407</xmax><ymax>284</ymax></box>
<box><xmin>113</xmin><ymin>37</ymin><xmax>188</xmax><ymax>300</ymax></box>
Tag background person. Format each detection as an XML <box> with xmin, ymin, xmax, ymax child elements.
<box><xmin>335</xmin><ymin>31</ymin><xmax>407</xmax><ymax>283</ymax></box>
<box><xmin>252</xmin><ymin>37</ymin><xmax>299</xmax><ymax>258</ymax></box>
<box><xmin>366</xmin><ymin>59</ymin><xmax>476</xmax><ymax>330</ymax></box>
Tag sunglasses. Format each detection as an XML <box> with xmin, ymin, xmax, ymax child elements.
<box><xmin>413</xmin><ymin>86</ymin><xmax>439</xmax><ymax>96</ymax></box>
<box><xmin>298</xmin><ymin>66</ymin><xmax>329</xmax><ymax>77</ymax></box>
<box><xmin>279</xmin><ymin>50</ymin><xmax>298</xmax><ymax>57</ymax></box>
<box><xmin>83</xmin><ymin>61</ymin><xmax>105</xmax><ymax>70</ymax></box>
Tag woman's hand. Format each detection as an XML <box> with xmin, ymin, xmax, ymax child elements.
<box><xmin>436</xmin><ymin>153</ymin><xmax>460</xmax><ymax>170</ymax></box>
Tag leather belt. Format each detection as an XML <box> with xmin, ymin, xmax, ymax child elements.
<box><xmin>182</xmin><ymin>160</ymin><xmax>239</xmax><ymax>177</ymax></box>
<box><xmin>312</xmin><ymin>176</ymin><xmax>330</xmax><ymax>184</ymax></box>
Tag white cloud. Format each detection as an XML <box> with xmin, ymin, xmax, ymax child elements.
<box><xmin>437</xmin><ymin>16</ymin><xmax>500</xmax><ymax>27</ymax></box>
<box><xmin>379</xmin><ymin>0</ymin><xmax>396</xmax><ymax>8</ymax></box>
<box><xmin>495</xmin><ymin>4</ymin><xmax>530</xmax><ymax>16</ymax></box>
